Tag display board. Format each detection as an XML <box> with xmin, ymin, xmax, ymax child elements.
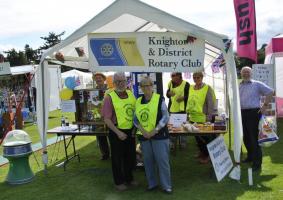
<box><xmin>252</xmin><ymin>64</ymin><xmax>276</xmax><ymax>117</ymax></box>
<box><xmin>131</xmin><ymin>72</ymin><xmax>163</xmax><ymax>98</ymax></box>
<box><xmin>73</xmin><ymin>89</ymin><xmax>105</xmax><ymax>122</ymax></box>
<box><xmin>252</xmin><ymin>64</ymin><xmax>274</xmax><ymax>88</ymax></box>
<box><xmin>207</xmin><ymin>136</ymin><xmax>233</xmax><ymax>182</ymax></box>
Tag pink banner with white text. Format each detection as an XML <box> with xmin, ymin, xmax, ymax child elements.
<box><xmin>234</xmin><ymin>0</ymin><xmax>257</xmax><ymax>62</ymax></box>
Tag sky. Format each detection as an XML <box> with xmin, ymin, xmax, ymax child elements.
<box><xmin>0</xmin><ymin>0</ymin><xmax>282</xmax><ymax>54</ymax></box>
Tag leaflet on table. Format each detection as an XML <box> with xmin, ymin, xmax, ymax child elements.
<box><xmin>59</xmin><ymin>125</ymin><xmax>78</xmax><ymax>131</ymax></box>
<box><xmin>169</xmin><ymin>114</ymin><xmax>187</xmax><ymax>128</ymax></box>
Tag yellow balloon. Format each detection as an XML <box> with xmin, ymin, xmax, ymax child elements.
<box><xmin>60</xmin><ymin>88</ymin><xmax>73</xmax><ymax>100</ymax></box>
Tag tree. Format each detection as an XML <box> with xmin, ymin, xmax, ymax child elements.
<box><xmin>37</xmin><ymin>31</ymin><xmax>65</xmax><ymax>62</ymax></box>
<box><xmin>234</xmin><ymin>44</ymin><xmax>267</xmax><ymax>74</ymax></box>
<box><xmin>0</xmin><ymin>54</ymin><xmax>4</xmax><ymax>63</ymax></box>
<box><xmin>24</xmin><ymin>44</ymin><xmax>38</xmax><ymax>64</ymax></box>
<box><xmin>38</xmin><ymin>31</ymin><xmax>65</xmax><ymax>51</ymax></box>
<box><xmin>257</xmin><ymin>44</ymin><xmax>267</xmax><ymax>64</ymax></box>
<box><xmin>4</xmin><ymin>49</ymin><xmax>28</xmax><ymax>66</ymax></box>
<box><xmin>18</xmin><ymin>51</ymin><xmax>28</xmax><ymax>65</ymax></box>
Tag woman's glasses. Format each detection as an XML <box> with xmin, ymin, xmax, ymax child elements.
<box><xmin>141</xmin><ymin>84</ymin><xmax>152</xmax><ymax>88</ymax></box>
<box><xmin>193</xmin><ymin>76</ymin><xmax>202</xmax><ymax>79</ymax></box>
<box><xmin>115</xmin><ymin>80</ymin><xmax>127</xmax><ymax>84</ymax></box>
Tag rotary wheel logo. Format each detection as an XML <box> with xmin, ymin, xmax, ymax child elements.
<box><xmin>126</xmin><ymin>107</ymin><xmax>133</xmax><ymax>117</ymax></box>
<box><xmin>101</xmin><ymin>43</ymin><xmax>113</xmax><ymax>57</ymax></box>
<box><xmin>141</xmin><ymin>111</ymin><xmax>149</xmax><ymax>122</ymax></box>
<box><xmin>188</xmin><ymin>99</ymin><xmax>196</xmax><ymax>111</ymax></box>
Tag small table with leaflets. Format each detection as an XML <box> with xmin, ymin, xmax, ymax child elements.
<box><xmin>48</xmin><ymin>121</ymin><xmax>227</xmax><ymax>169</ymax></box>
<box><xmin>47</xmin><ymin>121</ymin><xmax>108</xmax><ymax>170</ymax></box>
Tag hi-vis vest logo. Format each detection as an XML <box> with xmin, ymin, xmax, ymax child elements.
<box><xmin>126</xmin><ymin>106</ymin><xmax>134</xmax><ymax>117</ymax></box>
<box><xmin>90</xmin><ymin>38</ymin><xmax>145</xmax><ymax>66</ymax></box>
<box><xmin>124</xmin><ymin>104</ymin><xmax>134</xmax><ymax>121</ymax></box>
<box><xmin>188</xmin><ymin>96</ymin><xmax>197</xmax><ymax>112</ymax></box>
<box><xmin>141</xmin><ymin>111</ymin><xmax>149</xmax><ymax>122</ymax></box>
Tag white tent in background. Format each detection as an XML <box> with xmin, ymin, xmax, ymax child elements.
<box><xmin>61</xmin><ymin>69</ymin><xmax>93</xmax><ymax>89</ymax></box>
<box><xmin>10</xmin><ymin>65</ymin><xmax>35</xmax><ymax>75</ymax></box>
<box><xmin>4</xmin><ymin>65</ymin><xmax>61</xmax><ymax>112</ymax></box>
<box><xmin>36</xmin><ymin>0</ymin><xmax>242</xmax><ymax>179</ymax></box>
<box><xmin>265</xmin><ymin>34</ymin><xmax>283</xmax><ymax>117</ymax></box>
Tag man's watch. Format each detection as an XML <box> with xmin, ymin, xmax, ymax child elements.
<box><xmin>155</xmin><ymin>127</ymin><xmax>159</xmax><ymax>132</ymax></box>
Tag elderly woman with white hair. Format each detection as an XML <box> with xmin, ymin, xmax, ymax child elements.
<box><xmin>134</xmin><ymin>76</ymin><xmax>172</xmax><ymax>194</ymax></box>
<box><xmin>101</xmin><ymin>72</ymin><xmax>137</xmax><ymax>191</ymax></box>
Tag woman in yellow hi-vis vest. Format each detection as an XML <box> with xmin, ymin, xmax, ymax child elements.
<box><xmin>134</xmin><ymin>76</ymin><xmax>172</xmax><ymax>194</ymax></box>
<box><xmin>166</xmin><ymin>73</ymin><xmax>190</xmax><ymax>149</ymax></box>
<box><xmin>102</xmin><ymin>72</ymin><xmax>137</xmax><ymax>191</ymax></box>
<box><xmin>186</xmin><ymin>71</ymin><xmax>216</xmax><ymax>164</ymax></box>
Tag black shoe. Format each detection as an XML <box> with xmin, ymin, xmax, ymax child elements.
<box><xmin>252</xmin><ymin>165</ymin><xmax>262</xmax><ymax>172</ymax></box>
<box><xmin>146</xmin><ymin>185</ymin><xmax>158</xmax><ymax>191</ymax></box>
<box><xmin>163</xmin><ymin>188</ymin><xmax>173</xmax><ymax>194</ymax></box>
<box><xmin>242</xmin><ymin>158</ymin><xmax>252</xmax><ymax>163</ymax></box>
<box><xmin>100</xmin><ymin>155</ymin><xmax>109</xmax><ymax>160</ymax></box>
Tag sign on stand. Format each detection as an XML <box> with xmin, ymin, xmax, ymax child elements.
<box><xmin>88</xmin><ymin>32</ymin><xmax>205</xmax><ymax>72</ymax></box>
<box><xmin>0</xmin><ymin>62</ymin><xmax>11</xmax><ymax>76</ymax></box>
<box><xmin>61</xmin><ymin>100</ymin><xmax>76</xmax><ymax>112</ymax></box>
<box><xmin>252</xmin><ymin>64</ymin><xmax>276</xmax><ymax>117</ymax></box>
<box><xmin>252</xmin><ymin>64</ymin><xmax>274</xmax><ymax>88</ymax></box>
<box><xmin>169</xmin><ymin>114</ymin><xmax>187</xmax><ymax>128</ymax></box>
<box><xmin>207</xmin><ymin>136</ymin><xmax>233</xmax><ymax>182</ymax></box>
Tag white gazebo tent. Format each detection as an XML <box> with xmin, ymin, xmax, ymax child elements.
<box><xmin>37</xmin><ymin>0</ymin><xmax>243</xmax><ymax>179</ymax></box>
<box><xmin>61</xmin><ymin>69</ymin><xmax>93</xmax><ymax>89</ymax></box>
<box><xmin>265</xmin><ymin>34</ymin><xmax>283</xmax><ymax>117</ymax></box>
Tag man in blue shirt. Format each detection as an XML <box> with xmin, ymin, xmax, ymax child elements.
<box><xmin>239</xmin><ymin>66</ymin><xmax>274</xmax><ymax>171</ymax></box>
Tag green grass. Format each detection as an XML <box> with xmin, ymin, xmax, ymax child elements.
<box><xmin>0</xmin><ymin>110</ymin><xmax>75</xmax><ymax>153</ymax></box>
<box><xmin>0</xmin><ymin>114</ymin><xmax>283</xmax><ymax>200</ymax></box>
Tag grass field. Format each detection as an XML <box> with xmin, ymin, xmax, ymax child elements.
<box><xmin>0</xmin><ymin>111</ymin><xmax>282</xmax><ymax>200</ymax></box>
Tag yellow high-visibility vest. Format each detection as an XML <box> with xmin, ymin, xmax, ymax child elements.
<box><xmin>108</xmin><ymin>90</ymin><xmax>136</xmax><ymax>129</ymax></box>
<box><xmin>135</xmin><ymin>93</ymin><xmax>160</xmax><ymax>134</ymax></box>
<box><xmin>187</xmin><ymin>85</ymin><xmax>209</xmax><ymax>123</ymax></box>
<box><xmin>168</xmin><ymin>80</ymin><xmax>186</xmax><ymax>112</ymax></box>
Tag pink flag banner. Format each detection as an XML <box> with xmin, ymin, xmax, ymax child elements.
<box><xmin>234</xmin><ymin>0</ymin><xmax>257</xmax><ymax>62</ymax></box>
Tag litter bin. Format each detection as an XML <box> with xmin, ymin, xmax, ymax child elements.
<box><xmin>2</xmin><ymin>130</ymin><xmax>34</xmax><ymax>184</ymax></box>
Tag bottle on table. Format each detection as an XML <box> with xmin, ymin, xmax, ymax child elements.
<box><xmin>65</xmin><ymin>117</ymin><xmax>69</xmax><ymax>127</ymax></box>
<box><xmin>61</xmin><ymin>115</ymin><xmax>65</xmax><ymax>127</ymax></box>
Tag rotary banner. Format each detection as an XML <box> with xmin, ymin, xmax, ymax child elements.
<box><xmin>88</xmin><ymin>32</ymin><xmax>205</xmax><ymax>72</ymax></box>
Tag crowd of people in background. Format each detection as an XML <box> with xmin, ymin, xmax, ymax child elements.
<box><xmin>93</xmin><ymin>66</ymin><xmax>274</xmax><ymax>193</ymax></box>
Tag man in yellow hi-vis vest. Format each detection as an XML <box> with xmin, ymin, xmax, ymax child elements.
<box><xmin>166</xmin><ymin>73</ymin><xmax>190</xmax><ymax>149</ymax></box>
<box><xmin>134</xmin><ymin>76</ymin><xmax>172</xmax><ymax>194</ymax></box>
<box><xmin>186</xmin><ymin>71</ymin><xmax>216</xmax><ymax>164</ymax></box>
<box><xmin>102</xmin><ymin>72</ymin><xmax>137</xmax><ymax>191</ymax></box>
